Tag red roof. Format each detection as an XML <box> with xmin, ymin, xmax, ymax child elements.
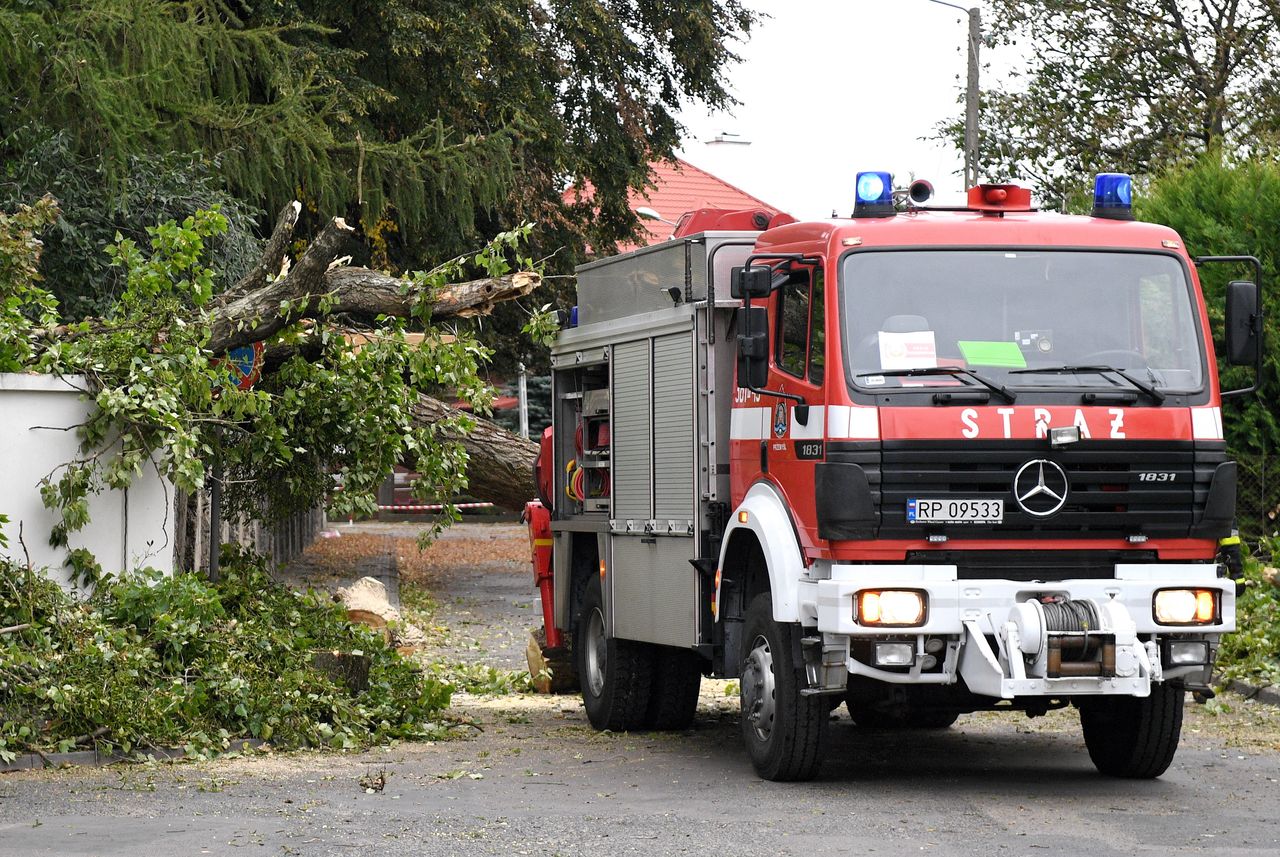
<box><xmin>567</xmin><ymin>157</ymin><xmax>782</xmax><ymax>253</ymax></box>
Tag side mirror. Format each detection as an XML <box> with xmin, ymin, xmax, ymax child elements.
<box><xmin>736</xmin><ymin>305</ymin><xmax>769</xmax><ymax>389</ymax></box>
<box><xmin>731</xmin><ymin>266</ymin><xmax>772</xmax><ymax>299</ymax></box>
<box><xmin>1225</xmin><ymin>280</ymin><xmax>1260</xmax><ymax>366</ymax></box>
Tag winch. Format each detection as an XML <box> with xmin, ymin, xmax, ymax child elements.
<box><xmin>1004</xmin><ymin>596</ymin><xmax>1145</xmax><ymax>680</ymax></box>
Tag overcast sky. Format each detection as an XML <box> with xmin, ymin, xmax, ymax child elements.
<box><xmin>675</xmin><ymin>0</ymin><xmax>1013</xmax><ymax>219</ymax></box>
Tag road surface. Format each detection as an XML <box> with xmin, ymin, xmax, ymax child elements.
<box><xmin>2</xmin><ymin>522</ymin><xmax>1276</xmax><ymax>856</ymax></box>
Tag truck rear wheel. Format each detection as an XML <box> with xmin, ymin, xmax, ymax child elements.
<box><xmin>577</xmin><ymin>576</ymin><xmax>653</xmax><ymax>732</ymax></box>
<box><xmin>740</xmin><ymin>593</ymin><xmax>828</xmax><ymax>781</ymax></box>
<box><xmin>644</xmin><ymin>646</ymin><xmax>702</xmax><ymax>730</ymax></box>
<box><xmin>1078</xmin><ymin>682</ymin><xmax>1184</xmax><ymax>779</ymax></box>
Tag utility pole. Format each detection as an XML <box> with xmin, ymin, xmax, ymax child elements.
<box><xmin>964</xmin><ymin>6</ymin><xmax>981</xmax><ymax>189</ymax></box>
<box><xmin>208</xmin><ymin>435</ymin><xmax>222</xmax><ymax>583</ymax></box>
<box><xmin>927</xmin><ymin>1</ymin><xmax>982</xmax><ymax>188</ymax></box>
<box><xmin>517</xmin><ymin>361</ymin><xmax>529</xmax><ymax>439</ymax></box>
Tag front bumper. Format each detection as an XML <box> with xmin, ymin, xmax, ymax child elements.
<box><xmin>804</xmin><ymin>563</ymin><xmax>1233</xmax><ymax>699</ymax></box>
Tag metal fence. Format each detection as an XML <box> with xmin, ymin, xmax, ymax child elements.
<box><xmin>172</xmin><ymin>489</ymin><xmax>325</xmax><ymax>575</ymax></box>
<box><xmin>1237</xmin><ymin>450</ymin><xmax>1279</xmax><ymax>542</ymax></box>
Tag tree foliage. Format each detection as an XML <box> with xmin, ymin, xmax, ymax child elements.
<box><xmin>964</xmin><ymin>1</ymin><xmax>1280</xmax><ymax>206</ymax></box>
<box><xmin>0</xmin><ymin>194</ymin><xmax>59</xmax><ymax>374</ymax></box>
<box><xmin>1</xmin><ymin>0</ymin><xmax>756</xmax><ymax>304</ymax></box>
<box><xmin>0</xmin><ymin>196</ymin><xmax>540</xmax><ymax>581</ymax></box>
<box><xmin>0</xmin><ymin>0</ymin><xmax>513</xmax><ymax>266</ymax></box>
<box><xmin>0</xmin><ymin>127</ymin><xmax>264</xmax><ymax>319</ymax></box>
<box><xmin>1138</xmin><ymin>155</ymin><xmax>1280</xmax><ymax>534</ymax></box>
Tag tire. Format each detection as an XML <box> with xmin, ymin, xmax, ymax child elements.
<box><xmin>740</xmin><ymin>593</ymin><xmax>828</xmax><ymax>781</ymax></box>
<box><xmin>576</xmin><ymin>576</ymin><xmax>653</xmax><ymax>732</ymax></box>
<box><xmin>644</xmin><ymin>646</ymin><xmax>703</xmax><ymax>730</ymax></box>
<box><xmin>1079</xmin><ymin>682</ymin><xmax>1185</xmax><ymax>779</ymax></box>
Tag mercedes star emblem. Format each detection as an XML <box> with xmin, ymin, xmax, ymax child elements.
<box><xmin>1013</xmin><ymin>459</ymin><xmax>1069</xmax><ymax>517</ymax></box>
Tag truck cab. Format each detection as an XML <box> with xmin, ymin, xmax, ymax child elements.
<box><xmin>529</xmin><ymin>173</ymin><xmax>1259</xmax><ymax>782</ymax></box>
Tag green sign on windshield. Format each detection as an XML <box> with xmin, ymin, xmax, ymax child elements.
<box><xmin>958</xmin><ymin>340</ymin><xmax>1027</xmax><ymax>368</ymax></box>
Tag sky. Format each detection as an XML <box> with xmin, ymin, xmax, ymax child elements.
<box><xmin>674</xmin><ymin>0</ymin><xmax>1014</xmax><ymax>220</ymax></box>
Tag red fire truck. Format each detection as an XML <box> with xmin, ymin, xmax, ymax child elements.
<box><xmin>524</xmin><ymin>173</ymin><xmax>1258</xmax><ymax>781</ymax></box>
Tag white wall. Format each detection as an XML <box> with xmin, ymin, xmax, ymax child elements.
<box><xmin>0</xmin><ymin>373</ymin><xmax>173</xmax><ymax>586</ymax></box>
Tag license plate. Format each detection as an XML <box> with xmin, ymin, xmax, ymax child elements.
<box><xmin>908</xmin><ymin>498</ymin><xmax>1003</xmax><ymax>524</ymax></box>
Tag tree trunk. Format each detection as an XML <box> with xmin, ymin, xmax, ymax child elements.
<box><xmin>48</xmin><ymin>203</ymin><xmax>542</xmax><ymax>353</ymax></box>
<box><xmin>204</xmin><ymin>205</ymin><xmax>541</xmax><ymax>352</ymax></box>
<box><xmin>412</xmin><ymin>395</ymin><xmax>539</xmax><ymax>510</ymax></box>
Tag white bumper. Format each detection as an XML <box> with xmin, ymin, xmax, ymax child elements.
<box><xmin>807</xmin><ymin>563</ymin><xmax>1233</xmax><ymax>699</ymax></box>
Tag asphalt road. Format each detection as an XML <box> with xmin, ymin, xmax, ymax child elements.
<box><xmin>2</xmin><ymin>523</ymin><xmax>1277</xmax><ymax>857</ymax></box>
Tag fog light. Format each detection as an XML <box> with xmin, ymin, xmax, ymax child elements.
<box><xmin>857</xmin><ymin>589</ymin><xmax>927</xmax><ymax>627</ymax></box>
<box><xmin>873</xmin><ymin>642</ymin><xmax>915</xmax><ymax>667</ymax></box>
<box><xmin>1165</xmin><ymin>640</ymin><xmax>1210</xmax><ymax>666</ymax></box>
<box><xmin>1153</xmin><ymin>588</ymin><xmax>1218</xmax><ymax>625</ymax></box>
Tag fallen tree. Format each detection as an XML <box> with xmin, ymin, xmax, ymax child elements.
<box><xmin>48</xmin><ymin>205</ymin><xmax>543</xmax><ymax>352</ymax></box>
<box><xmin>411</xmin><ymin>396</ymin><xmax>539</xmax><ymax>511</ymax></box>
<box><xmin>3</xmin><ymin>197</ymin><xmax>549</xmax><ymax>577</ymax></box>
<box><xmin>207</xmin><ymin>203</ymin><xmax>544</xmax><ymax>510</ymax></box>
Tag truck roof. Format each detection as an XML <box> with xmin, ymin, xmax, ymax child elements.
<box><xmin>754</xmin><ymin>209</ymin><xmax>1186</xmax><ymax>254</ymax></box>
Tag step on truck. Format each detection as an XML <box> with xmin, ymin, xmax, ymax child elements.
<box><xmin>523</xmin><ymin>173</ymin><xmax>1256</xmax><ymax>781</ymax></box>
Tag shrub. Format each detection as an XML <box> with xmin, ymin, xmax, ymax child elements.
<box><xmin>0</xmin><ymin>550</ymin><xmax>451</xmax><ymax>762</ymax></box>
<box><xmin>1217</xmin><ymin>539</ymin><xmax>1280</xmax><ymax>688</ymax></box>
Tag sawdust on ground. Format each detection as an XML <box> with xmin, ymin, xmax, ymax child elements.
<box><xmin>287</xmin><ymin>533</ymin><xmax>394</xmax><ymax>575</ymax></box>
<box><xmin>396</xmin><ymin>535</ymin><xmax>527</xmax><ymax>588</ymax></box>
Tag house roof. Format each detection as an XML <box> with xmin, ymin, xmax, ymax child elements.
<box><xmin>624</xmin><ymin>157</ymin><xmax>779</xmax><ymax>251</ymax></box>
<box><xmin>565</xmin><ymin>157</ymin><xmax>781</xmax><ymax>254</ymax></box>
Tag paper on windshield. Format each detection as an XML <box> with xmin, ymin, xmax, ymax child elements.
<box><xmin>878</xmin><ymin>330</ymin><xmax>937</xmax><ymax>371</ymax></box>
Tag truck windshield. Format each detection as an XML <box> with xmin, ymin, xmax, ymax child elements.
<box><xmin>841</xmin><ymin>250</ymin><xmax>1205</xmax><ymax>396</ymax></box>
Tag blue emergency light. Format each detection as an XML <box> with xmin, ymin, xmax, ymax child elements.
<box><xmin>1092</xmin><ymin>172</ymin><xmax>1134</xmax><ymax>220</ymax></box>
<box><xmin>854</xmin><ymin>171</ymin><xmax>895</xmax><ymax>218</ymax></box>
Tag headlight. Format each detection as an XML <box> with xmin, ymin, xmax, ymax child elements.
<box><xmin>857</xmin><ymin>589</ymin><xmax>927</xmax><ymax>627</ymax></box>
<box><xmin>1153</xmin><ymin>588</ymin><xmax>1218</xmax><ymax>625</ymax></box>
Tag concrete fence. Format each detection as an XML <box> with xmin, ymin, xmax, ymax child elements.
<box><xmin>1</xmin><ymin>373</ymin><xmax>323</xmax><ymax>584</ymax></box>
<box><xmin>0</xmin><ymin>373</ymin><xmax>173</xmax><ymax>586</ymax></box>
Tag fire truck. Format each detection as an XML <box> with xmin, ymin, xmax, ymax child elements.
<box><xmin>523</xmin><ymin>172</ymin><xmax>1258</xmax><ymax>781</ymax></box>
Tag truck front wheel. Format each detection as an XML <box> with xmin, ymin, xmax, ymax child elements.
<box><xmin>1078</xmin><ymin>682</ymin><xmax>1184</xmax><ymax>779</ymax></box>
<box><xmin>577</xmin><ymin>576</ymin><xmax>653</xmax><ymax>732</ymax></box>
<box><xmin>740</xmin><ymin>593</ymin><xmax>828</xmax><ymax>781</ymax></box>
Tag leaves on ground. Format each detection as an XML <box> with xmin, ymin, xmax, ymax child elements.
<box><xmin>0</xmin><ymin>550</ymin><xmax>451</xmax><ymax>763</ymax></box>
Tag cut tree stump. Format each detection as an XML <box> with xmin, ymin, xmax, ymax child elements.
<box><xmin>345</xmin><ymin>608</ymin><xmax>391</xmax><ymax>643</ymax></box>
<box><xmin>312</xmin><ymin>650</ymin><xmax>372</xmax><ymax>694</ymax></box>
<box><xmin>526</xmin><ymin>627</ymin><xmax>578</xmax><ymax>694</ymax></box>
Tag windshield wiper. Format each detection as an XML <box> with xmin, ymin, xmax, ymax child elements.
<box><xmin>859</xmin><ymin>365</ymin><xmax>1016</xmax><ymax>403</ymax></box>
<box><xmin>1008</xmin><ymin>364</ymin><xmax>1166</xmax><ymax>404</ymax></box>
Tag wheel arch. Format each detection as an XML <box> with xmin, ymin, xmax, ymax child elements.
<box><xmin>716</xmin><ymin>482</ymin><xmax>806</xmax><ymax>624</ymax></box>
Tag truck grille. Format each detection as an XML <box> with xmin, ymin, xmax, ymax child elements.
<box><xmin>830</xmin><ymin>440</ymin><xmax>1227</xmax><ymax>541</ymax></box>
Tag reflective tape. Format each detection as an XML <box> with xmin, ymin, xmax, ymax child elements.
<box><xmin>1191</xmin><ymin>407</ymin><xmax>1223</xmax><ymax>441</ymax></box>
<box><xmin>825</xmin><ymin>405</ymin><xmax>880</xmax><ymax>440</ymax></box>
